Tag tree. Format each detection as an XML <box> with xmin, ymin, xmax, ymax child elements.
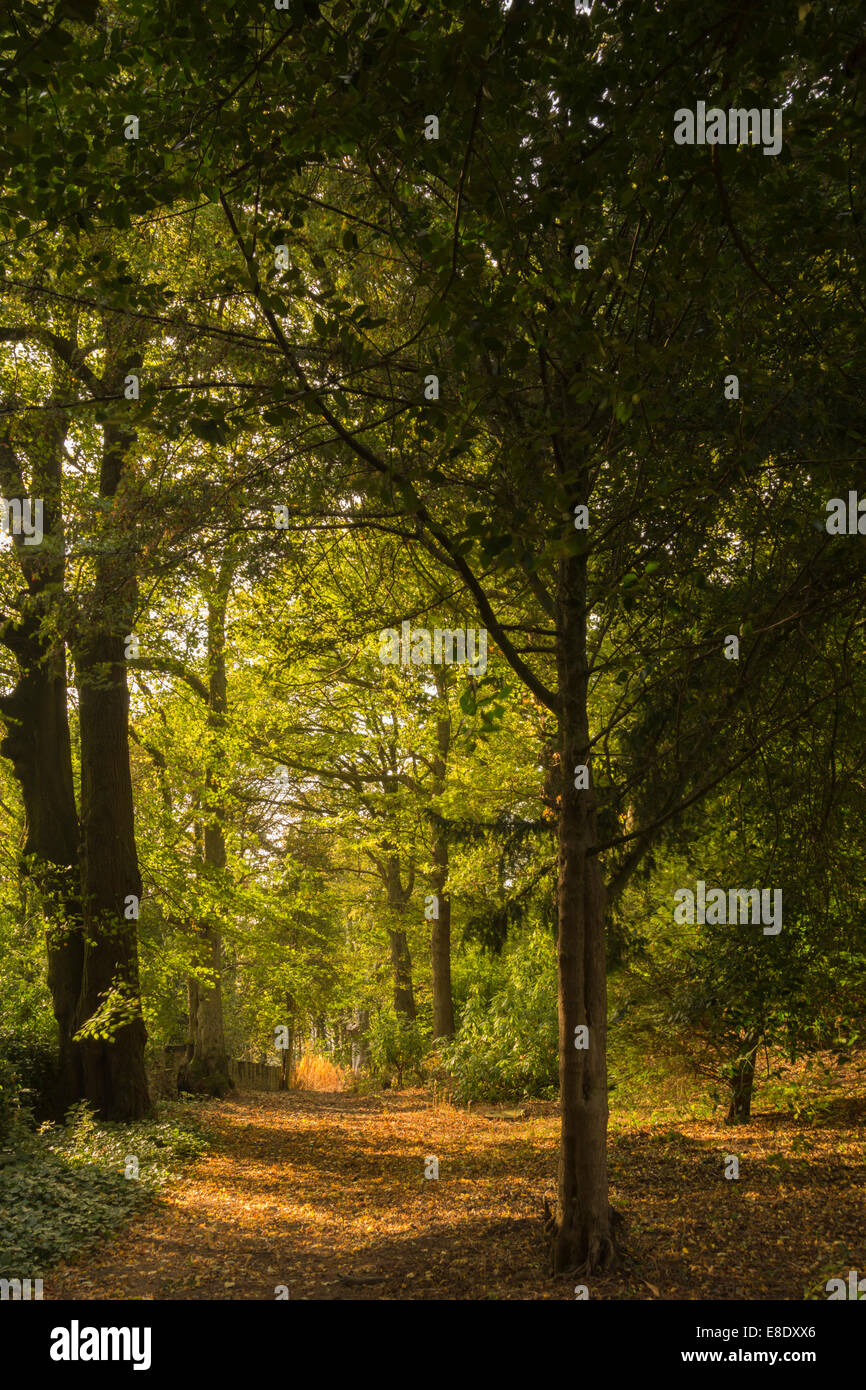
<box><xmin>2</xmin><ymin>0</ymin><xmax>863</xmax><ymax>1274</ymax></box>
<box><xmin>192</xmin><ymin>0</ymin><xmax>865</xmax><ymax>1270</ymax></box>
<box><xmin>0</xmin><ymin>374</ymin><xmax>83</xmax><ymax>1112</ymax></box>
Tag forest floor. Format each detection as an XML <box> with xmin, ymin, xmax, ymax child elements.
<box><xmin>46</xmin><ymin>1075</ymin><xmax>865</xmax><ymax>1300</ymax></box>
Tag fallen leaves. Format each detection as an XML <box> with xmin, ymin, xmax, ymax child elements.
<box><xmin>44</xmin><ymin>1084</ymin><xmax>865</xmax><ymax>1301</ymax></box>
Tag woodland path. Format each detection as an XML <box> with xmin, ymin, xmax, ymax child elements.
<box><xmin>46</xmin><ymin>1088</ymin><xmax>865</xmax><ymax>1300</ymax></box>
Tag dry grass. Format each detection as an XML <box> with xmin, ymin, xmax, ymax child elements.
<box><xmin>293</xmin><ymin>1050</ymin><xmax>346</xmax><ymax>1092</ymax></box>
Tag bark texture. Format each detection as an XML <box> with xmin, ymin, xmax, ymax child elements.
<box><xmin>184</xmin><ymin>561</ymin><xmax>233</xmax><ymax>1094</ymax></box>
<box><xmin>0</xmin><ymin>413</ymin><xmax>83</xmax><ymax>1114</ymax></box>
<box><xmin>726</xmin><ymin>1032</ymin><xmax>761</xmax><ymax>1124</ymax></box>
<box><xmin>552</xmin><ymin>551</ymin><xmax>617</xmax><ymax>1274</ymax></box>
<box><xmin>430</xmin><ymin>669</ymin><xmax>454</xmax><ymax>1038</ymax></box>
<box><xmin>71</xmin><ymin>377</ymin><xmax>150</xmax><ymax>1119</ymax></box>
<box><xmin>386</xmin><ymin>856</ymin><xmax>416</xmax><ymax>1020</ymax></box>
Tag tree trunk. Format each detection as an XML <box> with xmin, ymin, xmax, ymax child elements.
<box><xmin>430</xmin><ymin>671</ymin><xmax>454</xmax><ymax>1038</ymax></box>
<box><xmin>280</xmin><ymin>993</ymin><xmax>295</xmax><ymax>1090</ymax></box>
<box><xmin>430</xmin><ymin>896</ymin><xmax>453</xmax><ymax>1038</ymax></box>
<box><xmin>75</xmin><ymin>625</ymin><xmax>150</xmax><ymax>1119</ymax></box>
<box><xmin>349</xmin><ymin>1007</ymin><xmax>371</xmax><ymax>1075</ymax></box>
<box><xmin>71</xmin><ymin>403</ymin><xmax>150</xmax><ymax>1120</ymax></box>
<box><xmin>185</xmin><ymin>563</ymin><xmax>233</xmax><ymax>1094</ymax></box>
<box><xmin>186</xmin><ymin>924</ymin><xmax>228</xmax><ymax>1092</ymax></box>
<box><xmin>540</xmin><ymin>727</ymin><xmax>560</xmax><ymax>939</ymax></box>
<box><xmin>552</xmin><ymin>551</ymin><xmax>617</xmax><ymax>1274</ymax></box>
<box><xmin>384</xmin><ymin>856</ymin><xmax>416</xmax><ymax>1019</ymax></box>
<box><xmin>388</xmin><ymin>927</ymin><xmax>416</xmax><ymax>1020</ymax></box>
<box><xmin>726</xmin><ymin>1032</ymin><xmax>760</xmax><ymax>1123</ymax></box>
<box><xmin>0</xmin><ymin>413</ymin><xmax>84</xmax><ymax>1114</ymax></box>
<box><xmin>0</xmin><ymin>615</ymin><xmax>84</xmax><ymax>1116</ymax></box>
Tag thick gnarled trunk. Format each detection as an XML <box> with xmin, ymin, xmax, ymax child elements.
<box><xmin>1</xmin><ymin>326</ymin><xmax>152</xmax><ymax>1120</ymax></box>
<box><xmin>0</xmin><ymin>416</ymin><xmax>83</xmax><ymax>1114</ymax></box>
<box><xmin>0</xmin><ymin>614</ymin><xmax>84</xmax><ymax>1112</ymax></box>
<box><xmin>71</xmin><ymin>403</ymin><xmax>150</xmax><ymax>1120</ymax></box>
<box><xmin>552</xmin><ymin>552</ymin><xmax>617</xmax><ymax>1274</ymax></box>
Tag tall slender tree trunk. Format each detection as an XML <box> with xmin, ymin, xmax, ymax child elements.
<box><xmin>726</xmin><ymin>1031</ymin><xmax>761</xmax><ymax>1123</ymax></box>
<box><xmin>385</xmin><ymin>858</ymin><xmax>416</xmax><ymax>1020</ymax></box>
<box><xmin>185</xmin><ymin>559</ymin><xmax>233</xmax><ymax>1093</ymax></box>
<box><xmin>430</xmin><ymin>669</ymin><xmax>454</xmax><ymax>1038</ymax></box>
<box><xmin>388</xmin><ymin>928</ymin><xmax>416</xmax><ymax>1020</ymax></box>
<box><xmin>540</xmin><ymin>725</ymin><xmax>560</xmax><ymax>937</ymax></box>
<box><xmin>349</xmin><ymin>1008</ymin><xmax>371</xmax><ymax>1075</ymax></box>
<box><xmin>552</xmin><ymin>551</ymin><xmax>617</xmax><ymax>1273</ymax></box>
<box><xmin>280</xmin><ymin>992</ymin><xmax>295</xmax><ymax>1090</ymax></box>
<box><xmin>0</xmin><ymin>411</ymin><xmax>83</xmax><ymax>1113</ymax></box>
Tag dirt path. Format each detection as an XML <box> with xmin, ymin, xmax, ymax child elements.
<box><xmin>47</xmin><ymin>1090</ymin><xmax>555</xmax><ymax>1300</ymax></box>
<box><xmin>46</xmin><ymin>1088</ymin><xmax>865</xmax><ymax>1300</ymax></box>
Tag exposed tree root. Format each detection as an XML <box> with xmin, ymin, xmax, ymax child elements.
<box><xmin>543</xmin><ymin>1198</ymin><xmax>626</xmax><ymax>1276</ymax></box>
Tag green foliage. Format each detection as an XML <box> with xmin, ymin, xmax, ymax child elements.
<box><xmin>0</xmin><ymin>0</ymin><xmax>865</xmax><ymax>1285</ymax></box>
<box><xmin>0</xmin><ymin>1057</ymin><xmax>29</xmax><ymax>1152</ymax></box>
<box><xmin>366</xmin><ymin>1007</ymin><xmax>429</xmax><ymax>1086</ymax></box>
<box><xmin>0</xmin><ymin>1147</ymin><xmax>149</xmax><ymax>1279</ymax></box>
<box><xmin>55</xmin><ymin>1101</ymin><xmax>209</xmax><ymax>1174</ymax></box>
<box><xmin>443</xmin><ymin>931</ymin><xmax>558</xmax><ymax>1103</ymax></box>
<box><xmin>615</xmin><ymin>767</ymin><xmax>866</xmax><ymax>1111</ymax></box>
<box><xmin>0</xmin><ymin>1101</ymin><xmax>209</xmax><ymax>1278</ymax></box>
<box><xmin>0</xmin><ymin>1033</ymin><xmax>61</xmax><ymax>1124</ymax></box>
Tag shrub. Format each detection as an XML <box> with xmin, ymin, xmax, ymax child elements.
<box><xmin>442</xmin><ymin>928</ymin><xmax>558</xmax><ymax>1103</ymax></box>
<box><xmin>0</xmin><ymin>1100</ymin><xmax>210</xmax><ymax>1277</ymax></box>
<box><xmin>294</xmin><ymin>1049</ymin><xmax>346</xmax><ymax>1092</ymax></box>
<box><xmin>367</xmin><ymin>1007</ymin><xmax>429</xmax><ymax>1086</ymax></box>
<box><xmin>0</xmin><ymin>1033</ymin><xmax>61</xmax><ymax>1124</ymax></box>
<box><xmin>0</xmin><ymin>1057</ymin><xmax>28</xmax><ymax>1151</ymax></box>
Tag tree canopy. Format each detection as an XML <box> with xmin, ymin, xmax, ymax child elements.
<box><xmin>0</xmin><ymin>0</ymin><xmax>864</xmax><ymax>1299</ymax></box>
